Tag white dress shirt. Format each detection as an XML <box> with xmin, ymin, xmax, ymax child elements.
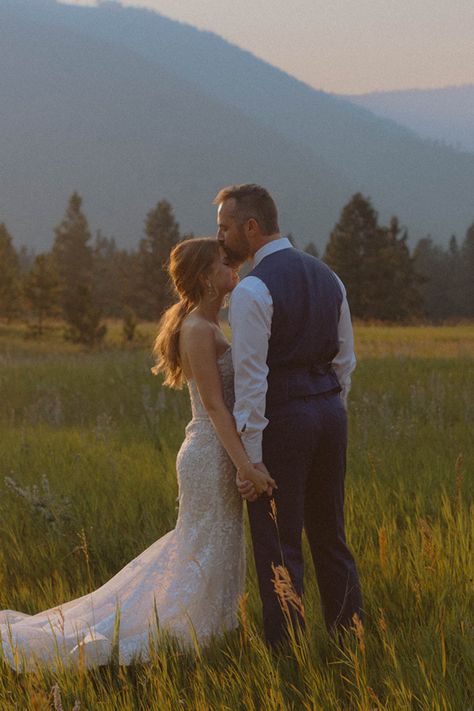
<box><xmin>228</xmin><ymin>237</ymin><xmax>356</xmax><ymax>463</ymax></box>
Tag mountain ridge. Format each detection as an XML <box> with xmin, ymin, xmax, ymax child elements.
<box><xmin>346</xmin><ymin>85</ymin><xmax>474</xmax><ymax>154</ymax></box>
<box><xmin>1</xmin><ymin>0</ymin><xmax>473</xmax><ymax>250</ymax></box>
<box><xmin>0</xmin><ymin>1</ymin><xmax>350</xmax><ymax>250</ymax></box>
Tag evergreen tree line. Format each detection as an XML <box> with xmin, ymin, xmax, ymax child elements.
<box><xmin>0</xmin><ymin>192</ymin><xmax>181</xmax><ymax>344</ymax></box>
<box><xmin>323</xmin><ymin>193</ymin><xmax>474</xmax><ymax>322</ymax></box>
<box><xmin>0</xmin><ymin>191</ymin><xmax>473</xmax><ymax>343</ymax></box>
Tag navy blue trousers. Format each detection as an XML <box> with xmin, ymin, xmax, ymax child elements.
<box><xmin>247</xmin><ymin>392</ymin><xmax>363</xmax><ymax>647</ymax></box>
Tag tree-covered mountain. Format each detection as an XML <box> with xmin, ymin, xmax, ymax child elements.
<box><xmin>1</xmin><ymin>0</ymin><xmax>473</xmax><ymax>250</ymax></box>
<box><xmin>346</xmin><ymin>85</ymin><xmax>474</xmax><ymax>154</ymax></box>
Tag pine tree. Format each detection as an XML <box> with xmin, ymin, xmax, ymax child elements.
<box><xmin>447</xmin><ymin>235</ymin><xmax>465</xmax><ymax>315</ymax></box>
<box><xmin>52</xmin><ymin>193</ymin><xmax>107</xmax><ymax>341</ymax></box>
<box><xmin>413</xmin><ymin>236</ymin><xmax>464</xmax><ymax>320</ymax></box>
<box><xmin>122</xmin><ymin>305</ymin><xmax>138</xmax><ymax>342</ymax></box>
<box><xmin>18</xmin><ymin>246</ymin><xmax>35</xmax><ymax>274</ymax></box>
<box><xmin>136</xmin><ymin>200</ymin><xmax>181</xmax><ymax>320</ymax></box>
<box><xmin>64</xmin><ymin>284</ymin><xmax>107</xmax><ymax>346</ymax></box>
<box><xmin>324</xmin><ymin>194</ymin><xmax>422</xmax><ymax>321</ymax></box>
<box><xmin>379</xmin><ymin>217</ymin><xmax>423</xmax><ymax>321</ymax></box>
<box><xmin>449</xmin><ymin>234</ymin><xmax>459</xmax><ymax>257</ymax></box>
<box><xmin>52</xmin><ymin>192</ymin><xmax>93</xmax><ymax>315</ymax></box>
<box><xmin>0</xmin><ymin>223</ymin><xmax>21</xmax><ymax>322</ymax></box>
<box><xmin>91</xmin><ymin>231</ymin><xmax>128</xmax><ymax>317</ymax></box>
<box><xmin>324</xmin><ymin>194</ymin><xmax>379</xmax><ymax>319</ymax></box>
<box><xmin>118</xmin><ymin>250</ymin><xmax>142</xmax><ymax>315</ymax></box>
<box><xmin>460</xmin><ymin>222</ymin><xmax>474</xmax><ymax>317</ymax></box>
<box><xmin>23</xmin><ymin>254</ymin><xmax>61</xmax><ymax>335</ymax></box>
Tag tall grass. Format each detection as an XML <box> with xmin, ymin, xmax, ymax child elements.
<box><xmin>0</xmin><ymin>324</ymin><xmax>472</xmax><ymax>709</ymax></box>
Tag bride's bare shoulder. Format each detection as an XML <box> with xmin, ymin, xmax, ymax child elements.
<box><xmin>181</xmin><ymin>312</ymin><xmax>214</xmax><ymax>338</ymax></box>
<box><xmin>179</xmin><ymin>314</ymin><xmax>217</xmax><ymax>379</ymax></box>
<box><xmin>180</xmin><ymin>313</ymin><xmax>215</xmax><ymax>353</ymax></box>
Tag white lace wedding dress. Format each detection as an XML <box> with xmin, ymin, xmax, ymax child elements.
<box><xmin>0</xmin><ymin>349</ymin><xmax>245</xmax><ymax>671</ymax></box>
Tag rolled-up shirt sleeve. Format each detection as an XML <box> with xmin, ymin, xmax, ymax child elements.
<box><xmin>228</xmin><ymin>277</ymin><xmax>273</xmax><ymax>463</ymax></box>
<box><xmin>332</xmin><ymin>275</ymin><xmax>356</xmax><ymax>407</ymax></box>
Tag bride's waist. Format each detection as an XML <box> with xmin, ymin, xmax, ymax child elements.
<box><xmin>184</xmin><ymin>418</ymin><xmax>220</xmax><ymax>444</ymax></box>
<box><xmin>187</xmin><ymin>415</ymin><xmax>213</xmax><ymax>427</ymax></box>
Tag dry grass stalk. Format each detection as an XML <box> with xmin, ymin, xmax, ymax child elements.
<box><xmin>271</xmin><ymin>563</ymin><xmax>305</xmax><ymax>622</ymax></box>
<box><xmin>413</xmin><ymin>578</ymin><xmax>422</xmax><ymax>609</ymax></box>
<box><xmin>378</xmin><ymin>608</ymin><xmax>388</xmax><ymax>640</ymax></box>
<box><xmin>352</xmin><ymin>613</ymin><xmax>365</xmax><ymax>655</ymax></box>
<box><xmin>437</xmin><ymin>606</ymin><xmax>447</xmax><ymax>678</ymax></box>
<box><xmin>238</xmin><ymin>591</ymin><xmax>250</xmax><ymax>644</ymax></box>
<box><xmin>269</xmin><ymin>497</ymin><xmax>278</xmax><ymax>525</ymax></box>
<box><xmin>51</xmin><ymin>684</ymin><xmax>65</xmax><ymax>711</ymax></box>
<box><xmin>368</xmin><ymin>685</ymin><xmax>383</xmax><ymax>709</ymax></box>
<box><xmin>268</xmin><ymin>498</ymin><xmax>286</xmax><ymax>567</ymax></box>
<box><xmin>53</xmin><ymin>605</ymin><xmax>65</xmax><ymax>636</ymax></box>
<box><xmin>453</xmin><ymin>453</ymin><xmax>464</xmax><ymax>512</ymax></box>
<box><xmin>418</xmin><ymin>517</ymin><xmax>435</xmax><ymax>569</ymax></box>
<box><xmin>76</xmin><ymin>527</ymin><xmax>93</xmax><ymax>592</ymax></box>
<box><xmin>378</xmin><ymin>527</ymin><xmax>387</xmax><ymax>572</ymax></box>
<box><xmin>50</xmin><ymin>683</ymin><xmax>81</xmax><ymax>711</ymax></box>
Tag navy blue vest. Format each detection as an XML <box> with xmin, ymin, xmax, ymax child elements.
<box><xmin>249</xmin><ymin>247</ymin><xmax>343</xmax><ymax>407</ymax></box>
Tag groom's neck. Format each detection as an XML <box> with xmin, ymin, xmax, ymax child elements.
<box><xmin>250</xmin><ymin>232</ymin><xmax>281</xmax><ymax>257</ymax></box>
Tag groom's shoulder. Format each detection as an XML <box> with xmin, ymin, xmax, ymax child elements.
<box><xmin>230</xmin><ymin>275</ymin><xmax>271</xmax><ymax>311</ymax></box>
<box><xmin>298</xmin><ymin>250</ymin><xmax>341</xmax><ymax>280</ymax></box>
<box><xmin>234</xmin><ymin>274</ymin><xmax>268</xmax><ymax>295</ymax></box>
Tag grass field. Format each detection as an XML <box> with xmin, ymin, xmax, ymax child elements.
<box><xmin>0</xmin><ymin>321</ymin><xmax>472</xmax><ymax>710</ymax></box>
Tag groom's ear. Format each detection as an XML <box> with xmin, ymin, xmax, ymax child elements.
<box><xmin>246</xmin><ymin>217</ymin><xmax>260</xmax><ymax>238</ymax></box>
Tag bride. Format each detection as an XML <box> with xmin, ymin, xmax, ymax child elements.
<box><xmin>0</xmin><ymin>237</ymin><xmax>275</xmax><ymax>671</ymax></box>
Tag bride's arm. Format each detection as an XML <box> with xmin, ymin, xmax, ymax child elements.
<box><xmin>182</xmin><ymin>321</ymin><xmax>276</xmax><ymax>495</ymax></box>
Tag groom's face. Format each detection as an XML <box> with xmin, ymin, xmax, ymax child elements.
<box><xmin>217</xmin><ymin>199</ymin><xmax>251</xmax><ymax>265</ymax></box>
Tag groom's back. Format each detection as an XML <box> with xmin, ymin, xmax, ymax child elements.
<box><xmin>249</xmin><ymin>247</ymin><xmax>342</xmax><ymax>405</ymax></box>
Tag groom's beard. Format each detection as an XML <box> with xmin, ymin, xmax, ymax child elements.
<box><xmin>220</xmin><ymin>227</ymin><xmax>251</xmax><ymax>266</ymax></box>
<box><xmin>222</xmin><ymin>245</ymin><xmax>248</xmax><ymax>267</ymax></box>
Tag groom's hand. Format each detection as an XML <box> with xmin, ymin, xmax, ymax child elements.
<box><xmin>253</xmin><ymin>462</ymin><xmax>275</xmax><ymax>496</ymax></box>
<box><xmin>236</xmin><ymin>462</ymin><xmax>275</xmax><ymax>501</ymax></box>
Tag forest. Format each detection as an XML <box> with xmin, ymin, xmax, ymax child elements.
<box><xmin>1</xmin><ymin>191</ymin><xmax>473</xmax><ymax>345</ymax></box>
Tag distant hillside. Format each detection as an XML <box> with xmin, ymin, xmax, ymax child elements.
<box><xmin>346</xmin><ymin>85</ymin><xmax>474</xmax><ymax>154</ymax></box>
<box><xmin>1</xmin><ymin>0</ymin><xmax>473</xmax><ymax>250</ymax></box>
<box><xmin>0</xmin><ymin>1</ymin><xmax>349</xmax><ymax>250</ymax></box>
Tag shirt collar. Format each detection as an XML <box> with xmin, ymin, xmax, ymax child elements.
<box><xmin>253</xmin><ymin>237</ymin><xmax>293</xmax><ymax>268</ymax></box>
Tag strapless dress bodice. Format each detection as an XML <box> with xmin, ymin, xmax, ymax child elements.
<box><xmin>187</xmin><ymin>348</ymin><xmax>234</xmax><ymax>420</ymax></box>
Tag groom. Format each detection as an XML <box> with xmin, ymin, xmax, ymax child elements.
<box><xmin>215</xmin><ymin>184</ymin><xmax>363</xmax><ymax>647</ymax></box>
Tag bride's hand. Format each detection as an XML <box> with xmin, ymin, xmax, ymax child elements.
<box><xmin>237</xmin><ymin>461</ymin><xmax>276</xmax><ymax>496</ymax></box>
<box><xmin>236</xmin><ymin>477</ymin><xmax>258</xmax><ymax>502</ymax></box>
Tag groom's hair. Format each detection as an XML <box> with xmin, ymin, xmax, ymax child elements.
<box><xmin>213</xmin><ymin>184</ymin><xmax>279</xmax><ymax>235</ymax></box>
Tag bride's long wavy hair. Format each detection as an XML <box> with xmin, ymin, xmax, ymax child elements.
<box><xmin>152</xmin><ymin>237</ymin><xmax>221</xmax><ymax>389</ymax></box>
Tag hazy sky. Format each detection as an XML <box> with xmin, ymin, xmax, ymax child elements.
<box><xmin>63</xmin><ymin>0</ymin><xmax>474</xmax><ymax>94</ymax></box>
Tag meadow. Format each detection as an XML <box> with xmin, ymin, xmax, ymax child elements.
<box><xmin>0</xmin><ymin>322</ymin><xmax>472</xmax><ymax>710</ymax></box>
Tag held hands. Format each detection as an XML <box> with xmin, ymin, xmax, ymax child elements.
<box><xmin>236</xmin><ymin>461</ymin><xmax>276</xmax><ymax>501</ymax></box>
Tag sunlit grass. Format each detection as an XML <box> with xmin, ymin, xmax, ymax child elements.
<box><xmin>2</xmin><ymin>319</ymin><xmax>474</xmax><ymax>359</ymax></box>
<box><xmin>0</xmin><ymin>322</ymin><xmax>473</xmax><ymax>709</ymax></box>
<box><xmin>354</xmin><ymin>322</ymin><xmax>474</xmax><ymax>358</ymax></box>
